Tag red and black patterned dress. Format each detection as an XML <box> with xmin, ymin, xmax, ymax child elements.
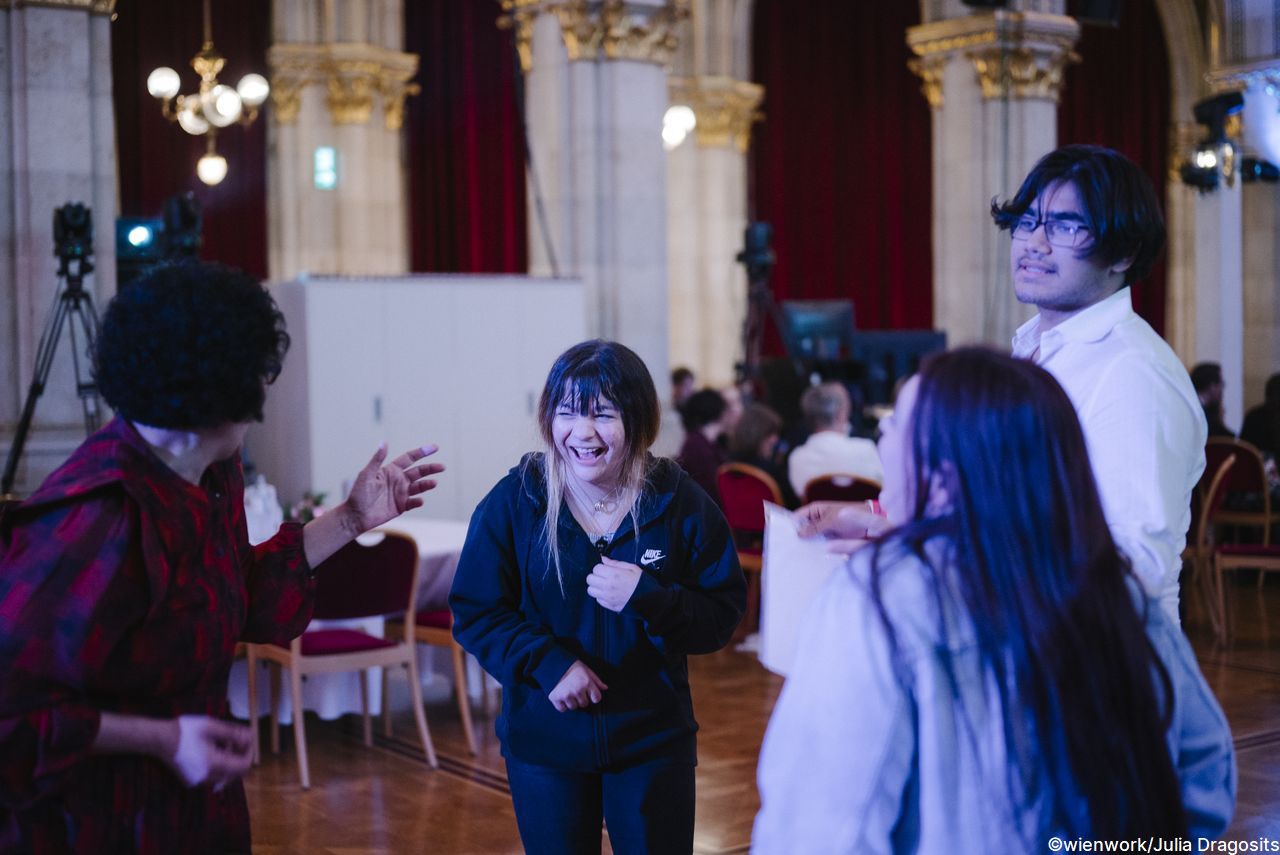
<box><xmin>0</xmin><ymin>417</ymin><xmax>315</xmax><ymax>853</ymax></box>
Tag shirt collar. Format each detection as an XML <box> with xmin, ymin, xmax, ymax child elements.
<box><xmin>1011</xmin><ymin>287</ymin><xmax>1135</xmax><ymax>362</ymax></box>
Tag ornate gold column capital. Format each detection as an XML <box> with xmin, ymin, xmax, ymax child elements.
<box><xmin>3</xmin><ymin>0</ymin><xmax>115</xmax><ymax>13</ymax></box>
<box><xmin>1207</xmin><ymin>56</ymin><xmax>1280</xmax><ymax>93</ymax></box>
<box><xmin>669</xmin><ymin>75</ymin><xmax>763</xmax><ymax>152</ymax></box>
<box><xmin>497</xmin><ymin>0</ymin><xmax>544</xmax><ymax>72</ymax></box>
<box><xmin>499</xmin><ymin>0</ymin><xmax>688</xmax><ymax>71</ymax></box>
<box><xmin>267</xmin><ymin>42</ymin><xmax>420</xmax><ymax>130</ymax></box>
<box><xmin>600</xmin><ymin>0</ymin><xmax>688</xmax><ymax>65</ymax></box>
<box><xmin>906</xmin><ymin>55</ymin><xmax>946</xmax><ymax>110</ymax></box>
<box><xmin>7</xmin><ymin>0</ymin><xmax>117</xmax><ymax>13</ymax></box>
<box><xmin>907</xmin><ymin>10</ymin><xmax>1080</xmax><ymax>106</ymax></box>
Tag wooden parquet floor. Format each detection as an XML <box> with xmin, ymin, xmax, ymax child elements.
<box><xmin>244</xmin><ymin>573</ymin><xmax>1280</xmax><ymax>853</ymax></box>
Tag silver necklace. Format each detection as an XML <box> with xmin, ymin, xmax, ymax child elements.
<box><xmin>565</xmin><ymin>478</ymin><xmax>628</xmax><ymax>548</ymax></box>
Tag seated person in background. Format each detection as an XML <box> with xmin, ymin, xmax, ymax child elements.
<box><xmin>753</xmin><ymin>348</ymin><xmax>1235</xmax><ymax>853</ymax></box>
<box><xmin>1191</xmin><ymin>362</ymin><xmax>1234</xmax><ymax>438</ymax></box>
<box><xmin>728</xmin><ymin>402</ymin><xmax>800</xmax><ymax>508</ymax></box>
<box><xmin>0</xmin><ymin>261</ymin><xmax>443</xmax><ymax>852</ymax></box>
<box><xmin>719</xmin><ymin>383</ymin><xmax>745</xmax><ymax>445</ymax></box>
<box><xmin>787</xmin><ymin>381</ymin><xmax>883</xmax><ymax>500</ymax></box>
<box><xmin>1241</xmin><ymin>372</ymin><xmax>1280</xmax><ymax>458</ymax></box>
<box><xmin>671</xmin><ymin>366</ymin><xmax>696</xmax><ymax>412</ymax></box>
<box><xmin>676</xmin><ymin>388</ymin><xmax>730</xmax><ymax>502</ymax></box>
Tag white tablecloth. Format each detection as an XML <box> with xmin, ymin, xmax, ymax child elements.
<box><xmin>227</xmin><ymin>517</ymin><xmax>471</xmax><ymax>722</ymax></box>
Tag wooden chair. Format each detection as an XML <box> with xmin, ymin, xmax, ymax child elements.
<box><xmin>1181</xmin><ymin>454</ymin><xmax>1236</xmax><ymax>637</ymax></box>
<box><xmin>1205</xmin><ymin>436</ymin><xmax>1277</xmax><ymax>551</ymax></box>
<box><xmin>801</xmin><ymin>473</ymin><xmax>882</xmax><ymax>505</ymax></box>
<box><xmin>248</xmin><ymin>530</ymin><xmax>438</xmax><ymax>788</ymax></box>
<box><xmin>1211</xmin><ymin>449</ymin><xmax>1280</xmax><ymax>641</ymax></box>
<box><xmin>716</xmin><ymin>462</ymin><xmax>784</xmax><ymax>636</ymax></box>
<box><xmin>385</xmin><ymin>607</ymin><xmax>479</xmax><ymax>755</ymax></box>
<box><xmin>234</xmin><ymin>641</ymin><xmax>260</xmax><ymax>765</ymax></box>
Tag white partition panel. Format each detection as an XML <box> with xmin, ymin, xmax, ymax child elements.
<box><xmin>251</xmin><ymin>274</ymin><xmax>586</xmax><ymax>522</ymax></box>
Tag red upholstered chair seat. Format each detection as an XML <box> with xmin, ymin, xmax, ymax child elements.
<box><xmin>298</xmin><ymin>629</ymin><xmax>399</xmax><ymax>657</ymax></box>
<box><xmin>245</xmin><ymin>530</ymin><xmax>438</xmax><ymax>788</ymax></box>
<box><xmin>414</xmin><ymin>609</ymin><xmax>453</xmax><ymax>629</ymax></box>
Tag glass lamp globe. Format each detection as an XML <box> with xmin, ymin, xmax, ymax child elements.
<box><xmin>147</xmin><ymin>66</ymin><xmax>181</xmax><ymax>100</ymax></box>
<box><xmin>197</xmin><ymin>152</ymin><xmax>228</xmax><ymax>186</ymax></box>
<box><xmin>176</xmin><ymin>102</ymin><xmax>211</xmax><ymax>135</ymax></box>
<box><xmin>205</xmin><ymin>85</ymin><xmax>243</xmax><ymax>128</ymax></box>
<box><xmin>236</xmin><ymin>73</ymin><xmax>270</xmax><ymax>108</ymax></box>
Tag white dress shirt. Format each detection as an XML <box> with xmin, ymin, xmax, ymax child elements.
<box><xmin>1012</xmin><ymin>288</ymin><xmax>1206</xmax><ymax>622</ymax></box>
<box><xmin>787</xmin><ymin>430</ymin><xmax>884</xmax><ymax>499</ymax></box>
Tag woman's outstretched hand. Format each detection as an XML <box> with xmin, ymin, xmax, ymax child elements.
<box><xmin>343</xmin><ymin>443</ymin><xmax>444</xmax><ymax>533</ymax></box>
<box><xmin>795</xmin><ymin>500</ymin><xmax>890</xmax><ymax>555</ymax></box>
<box><xmin>548</xmin><ymin>660</ymin><xmax>608</xmax><ymax>712</ymax></box>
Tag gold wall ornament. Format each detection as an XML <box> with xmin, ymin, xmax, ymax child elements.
<box><xmin>907</xmin><ymin>55</ymin><xmax>946</xmax><ymax>110</ymax></box>
<box><xmin>907</xmin><ymin>10</ymin><xmax>1079</xmax><ymax>105</ymax></box>
<box><xmin>670</xmin><ymin>75</ymin><xmax>762</xmax><ymax>152</ymax></box>
<box><xmin>267</xmin><ymin>42</ymin><xmax>419</xmax><ymax>129</ymax></box>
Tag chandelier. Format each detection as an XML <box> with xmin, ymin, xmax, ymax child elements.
<box><xmin>145</xmin><ymin>0</ymin><xmax>270</xmax><ymax>186</ymax></box>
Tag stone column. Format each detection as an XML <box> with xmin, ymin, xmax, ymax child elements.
<box><xmin>907</xmin><ymin>5</ymin><xmax>1079</xmax><ymax>348</ymax></box>
<box><xmin>1192</xmin><ymin>174</ymin><xmax>1244</xmax><ymax>427</ymax></box>
<box><xmin>502</xmin><ymin>0</ymin><xmax>684</xmax><ymax>402</ymax></box>
<box><xmin>0</xmin><ymin>0</ymin><xmax>117</xmax><ymax>496</ymax></box>
<box><xmin>665</xmin><ymin>0</ymin><xmax>760</xmax><ymax>388</ymax></box>
<box><xmin>267</xmin><ymin>0</ymin><xmax>418</xmax><ymax>279</ymax></box>
<box><xmin>1199</xmin><ymin>59</ymin><xmax>1280</xmax><ymax>420</ymax></box>
<box><xmin>665</xmin><ymin>76</ymin><xmax>759</xmax><ymax>388</ymax></box>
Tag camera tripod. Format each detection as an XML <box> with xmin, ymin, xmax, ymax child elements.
<box><xmin>1</xmin><ymin>248</ymin><xmax>103</xmax><ymax>498</ymax></box>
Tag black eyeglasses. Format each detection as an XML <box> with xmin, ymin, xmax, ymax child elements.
<box><xmin>1011</xmin><ymin>214</ymin><xmax>1093</xmax><ymax>249</ymax></box>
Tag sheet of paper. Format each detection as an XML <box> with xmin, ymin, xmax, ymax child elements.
<box><xmin>759</xmin><ymin>502</ymin><xmax>849</xmax><ymax>676</ymax></box>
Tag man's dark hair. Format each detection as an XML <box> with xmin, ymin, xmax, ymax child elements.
<box><xmin>671</xmin><ymin>366</ymin><xmax>694</xmax><ymax>387</ymax></box>
<box><xmin>95</xmin><ymin>260</ymin><xmax>290</xmax><ymax>428</ymax></box>
<box><xmin>680</xmin><ymin>388</ymin><xmax>727</xmax><ymax>432</ymax></box>
<box><xmin>991</xmin><ymin>144</ymin><xmax>1166</xmax><ymax>287</ymax></box>
<box><xmin>1189</xmin><ymin>362</ymin><xmax>1223</xmax><ymax>395</ymax></box>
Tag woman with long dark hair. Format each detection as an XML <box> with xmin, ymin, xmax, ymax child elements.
<box><xmin>450</xmin><ymin>340</ymin><xmax>745</xmax><ymax>853</ymax></box>
<box><xmin>752</xmin><ymin>348</ymin><xmax>1234</xmax><ymax>851</ymax></box>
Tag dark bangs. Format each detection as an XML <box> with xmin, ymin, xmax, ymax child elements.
<box><xmin>990</xmin><ymin>144</ymin><xmax>1165</xmax><ymax>286</ymax></box>
<box><xmin>537</xmin><ymin>340</ymin><xmax>661</xmax><ymax>457</ymax></box>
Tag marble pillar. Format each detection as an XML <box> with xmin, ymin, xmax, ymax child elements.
<box><xmin>908</xmin><ymin>5</ymin><xmax>1079</xmax><ymax>349</ymax></box>
<box><xmin>0</xmin><ymin>0</ymin><xmax>116</xmax><ymax>496</ymax></box>
<box><xmin>267</xmin><ymin>0</ymin><xmax>417</xmax><ymax>280</ymax></box>
<box><xmin>503</xmin><ymin>0</ymin><xmax>684</xmax><ymax>407</ymax></box>
<box><xmin>666</xmin><ymin>75</ymin><xmax>759</xmax><ymax>387</ymax></box>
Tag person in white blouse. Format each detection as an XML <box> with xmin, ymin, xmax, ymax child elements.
<box><xmin>993</xmin><ymin>144</ymin><xmax>1205</xmax><ymax>623</ymax></box>
<box><xmin>752</xmin><ymin>348</ymin><xmax>1234</xmax><ymax>853</ymax></box>
<box><xmin>787</xmin><ymin>382</ymin><xmax>883</xmax><ymax>500</ymax></box>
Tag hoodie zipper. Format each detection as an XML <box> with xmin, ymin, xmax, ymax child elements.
<box><xmin>592</xmin><ymin>535</ymin><xmax>611</xmax><ymax>768</ymax></box>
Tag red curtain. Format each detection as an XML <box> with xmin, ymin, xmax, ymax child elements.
<box><xmin>749</xmin><ymin>1</ymin><xmax>933</xmax><ymax>353</ymax></box>
<box><xmin>1058</xmin><ymin>0</ymin><xmax>1172</xmax><ymax>335</ymax></box>
<box><xmin>111</xmin><ymin>0</ymin><xmax>270</xmax><ymax>279</ymax></box>
<box><xmin>405</xmin><ymin>1</ymin><xmax>528</xmax><ymax>273</ymax></box>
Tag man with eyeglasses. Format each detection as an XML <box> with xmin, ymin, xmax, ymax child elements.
<box><xmin>992</xmin><ymin>144</ymin><xmax>1206</xmax><ymax>624</ymax></box>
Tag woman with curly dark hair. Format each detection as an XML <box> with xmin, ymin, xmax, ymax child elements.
<box><xmin>0</xmin><ymin>260</ymin><xmax>444</xmax><ymax>852</ymax></box>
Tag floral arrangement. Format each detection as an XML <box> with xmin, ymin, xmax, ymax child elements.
<box><xmin>287</xmin><ymin>490</ymin><xmax>327</xmax><ymax>524</ymax></box>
